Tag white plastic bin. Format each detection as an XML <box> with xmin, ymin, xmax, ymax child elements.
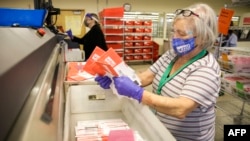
<box><xmin>63</xmin><ymin>85</ymin><xmax>176</xmax><ymax>141</ymax></box>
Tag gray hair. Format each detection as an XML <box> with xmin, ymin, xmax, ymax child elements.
<box><xmin>173</xmin><ymin>3</ymin><xmax>218</xmax><ymax>50</ymax></box>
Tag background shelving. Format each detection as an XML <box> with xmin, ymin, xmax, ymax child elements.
<box><xmin>101</xmin><ymin>17</ymin><xmax>125</xmax><ymax>57</ymax></box>
<box><xmin>216</xmin><ymin>47</ymin><xmax>250</xmax><ymax>131</ymax></box>
<box><xmin>100</xmin><ymin>10</ymin><xmax>160</xmax><ymax>63</ymax></box>
<box><xmin>123</xmin><ymin>19</ymin><xmax>154</xmax><ymax>63</ymax></box>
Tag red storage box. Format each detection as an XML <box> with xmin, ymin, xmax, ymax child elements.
<box><xmin>124</xmin><ymin>27</ymin><xmax>134</xmax><ymax>33</ymax></box>
<box><xmin>125</xmin><ymin>49</ymin><xmax>134</xmax><ymax>53</ymax></box>
<box><xmin>103</xmin><ymin>19</ymin><xmax>123</xmax><ymax>25</ymax></box>
<box><xmin>144</xmin><ymin>41</ymin><xmax>153</xmax><ymax>46</ymax></box>
<box><xmin>134</xmin><ymin>27</ymin><xmax>144</xmax><ymax>33</ymax></box>
<box><xmin>125</xmin><ymin>55</ymin><xmax>134</xmax><ymax>60</ymax></box>
<box><xmin>106</xmin><ymin>35</ymin><xmax>123</xmax><ymax>41</ymax></box>
<box><xmin>134</xmin><ymin>36</ymin><xmax>143</xmax><ymax>40</ymax></box>
<box><xmin>143</xmin><ymin>35</ymin><xmax>151</xmax><ymax>40</ymax></box>
<box><xmin>134</xmin><ymin>55</ymin><xmax>143</xmax><ymax>60</ymax></box>
<box><xmin>143</xmin><ymin>20</ymin><xmax>152</xmax><ymax>26</ymax></box>
<box><xmin>125</xmin><ymin>35</ymin><xmax>134</xmax><ymax>40</ymax></box>
<box><xmin>103</xmin><ymin>28</ymin><xmax>123</xmax><ymax>34</ymax></box>
<box><xmin>107</xmin><ymin>43</ymin><xmax>123</xmax><ymax>49</ymax></box>
<box><xmin>134</xmin><ymin>42</ymin><xmax>144</xmax><ymax>46</ymax></box>
<box><xmin>134</xmin><ymin>48</ymin><xmax>143</xmax><ymax>53</ymax></box>
<box><xmin>143</xmin><ymin>48</ymin><xmax>152</xmax><ymax>53</ymax></box>
<box><xmin>117</xmin><ymin>52</ymin><xmax>124</xmax><ymax>57</ymax></box>
<box><xmin>143</xmin><ymin>54</ymin><xmax>152</xmax><ymax>59</ymax></box>
<box><xmin>124</xmin><ymin>42</ymin><xmax>133</xmax><ymax>47</ymax></box>
<box><xmin>144</xmin><ymin>27</ymin><xmax>152</xmax><ymax>33</ymax></box>
<box><xmin>99</xmin><ymin>7</ymin><xmax>124</xmax><ymax>17</ymax></box>
<box><xmin>134</xmin><ymin>20</ymin><xmax>143</xmax><ymax>25</ymax></box>
<box><xmin>125</xmin><ymin>20</ymin><xmax>134</xmax><ymax>25</ymax></box>
<box><xmin>153</xmin><ymin>49</ymin><xmax>159</xmax><ymax>57</ymax></box>
<box><xmin>153</xmin><ymin>41</ymin><xmax>160</xmax><ymax>50</ymax></box>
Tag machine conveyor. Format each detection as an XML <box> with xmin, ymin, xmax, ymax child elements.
<box><xmin>0</xmin><ymin>27</ymin><xmax>175</xmax><ymax>141</ymax></box>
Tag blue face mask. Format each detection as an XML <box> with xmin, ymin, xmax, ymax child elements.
<box><xmin>172</xmin><ymin>37</ymin><xmax>196</xmax><ymax>56</ymax></box>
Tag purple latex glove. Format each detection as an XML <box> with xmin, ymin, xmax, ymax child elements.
<box><xmin>113</xmin><ymin>76</ymin><xmax>143</xmax><ymax>103</ymax></box>
<box><xmin>95</xmin><ymin>75</ymin><xmax>111</xmax><ymax>89</ymax></box>
<box><xmin>66</xmin><ymin>29</ymin><xmax>73</xmax><ymax>39</ymax></box>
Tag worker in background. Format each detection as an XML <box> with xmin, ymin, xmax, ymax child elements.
<box><xmin>71</xmin><ymin>13</ymin><xmax>108</xmax><ymax>60</ymax></box>
<box><xmin>214</xmin><ymin>33</ymin><xmax>227</xmax><ymax>47</ymax></box>
<box><xmin>95</xmin><ymin>3</ymin><xmax>221</xmax><ymax>141</ymax></box>
<box><xmin>225</xmin><ymin>29</ymin><xmax>238</xmax><ymax>47</ymax></box>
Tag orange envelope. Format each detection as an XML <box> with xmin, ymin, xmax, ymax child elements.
<box><xmin>96</xmin><ymin>48</ymin><xmax>123</xmax><ymax>76</ymax></box>
<box><xmin>83</xmin><ymin>46</ymin><xmax>106</xmax><ymax>75</ymax></box>
<box><xmin>66</xmin><ymin>62</ymin><xmax>85</xmax><ymax>81</ymax></box>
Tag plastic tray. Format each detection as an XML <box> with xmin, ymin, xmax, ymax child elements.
<box><xmin>63</xmin><ymin>85</ymin><xmax>176</xmax><ymax>141</ymax></box>
<box><xmin>63</xmin><ymin>62</ymin><xmax>97</xmax><ymax>94</ymax></box>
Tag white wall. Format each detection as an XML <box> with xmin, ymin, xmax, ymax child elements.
<box><xmin>1</xmin><ymin>0</ymin><xmax>249</xmax><ymax>54</ymax></box>
<box><xmin>1</xmin><ymin>0</ymin><xmax>249</xmax><ymax>15</ymax></box>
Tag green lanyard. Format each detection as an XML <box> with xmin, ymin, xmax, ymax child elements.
<box><xmin>156</xmin><ymin>50</ymin><xmax>207</xmax><ymax>95</ymax></box>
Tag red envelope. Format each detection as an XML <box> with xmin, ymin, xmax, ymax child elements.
<box><xmin>108</xmin><ymin>129</ymin><xmax>134</xmax><ymax>141</ymax></box>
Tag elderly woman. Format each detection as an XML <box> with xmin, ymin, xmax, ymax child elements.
<box><xmin>95</xmin><ymin>3</ymin><xmax>221</xmax><ymax>141</ymax></box>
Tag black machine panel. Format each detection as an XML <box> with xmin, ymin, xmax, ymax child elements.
<box><xmin>0</xmin><ymin>27</ymin><xmax>57</xmax><ymax>140</ymax></box>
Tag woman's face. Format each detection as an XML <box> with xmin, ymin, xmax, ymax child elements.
<box><xmin>172</xmin><ymin>19</ymin><xmax>194</xmax><ymax>39</ymax></box>
<box><xmin>171</xmin><ymin>18</ymin><xmax>199</xmax><ymax>56</ymax></box>
<box><xmin>84</xmin><ymin>17</ymin><xmax>92</xmax><ymax>27</ymax></box>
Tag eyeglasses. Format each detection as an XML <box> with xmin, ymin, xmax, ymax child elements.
<box><xmin>175</xmin><ymin>9</ymin><xmax>199</xmax><ymax>17</ymax></box>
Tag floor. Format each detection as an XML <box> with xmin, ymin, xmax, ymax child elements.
<box><xmin>129</xmin><ymin>63</ymin><xmax>250</xmax><ymax>141</ymax></box>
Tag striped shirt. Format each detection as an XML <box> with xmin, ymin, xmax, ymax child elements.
<box><xmin>150</xmin><ymin>50</ymin><xmax>221</xmax><ymax>141</ymax></box>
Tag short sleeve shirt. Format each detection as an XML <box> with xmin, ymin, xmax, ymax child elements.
<box><xmin>150</xmin><ymin>50</ymin><xmax>221</xmax><ymax>141</ymax></box>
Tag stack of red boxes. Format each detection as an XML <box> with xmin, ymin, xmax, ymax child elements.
<box><xmin>99</xmin><ymin>7</ymin><xmax>124</xmax><ymax>18</ymax></box>
<box><xmin>123</xmin><ymin>19</ymin><xmax>154</xmax><ymax>61</ymax></box>
<box><xmin>142</xmin><ymin>20</ymin><xmax>153</xmax><ymax>60</ymax></box>
<box><xmin>99</xmin><ymin>7</ymin><xmax>124</xmax><ymax>57</ymax></box>
<box><xmin>152</xmin><ymin>41</ymin><xmax>160</xmax><ymax>62</ymax></box>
